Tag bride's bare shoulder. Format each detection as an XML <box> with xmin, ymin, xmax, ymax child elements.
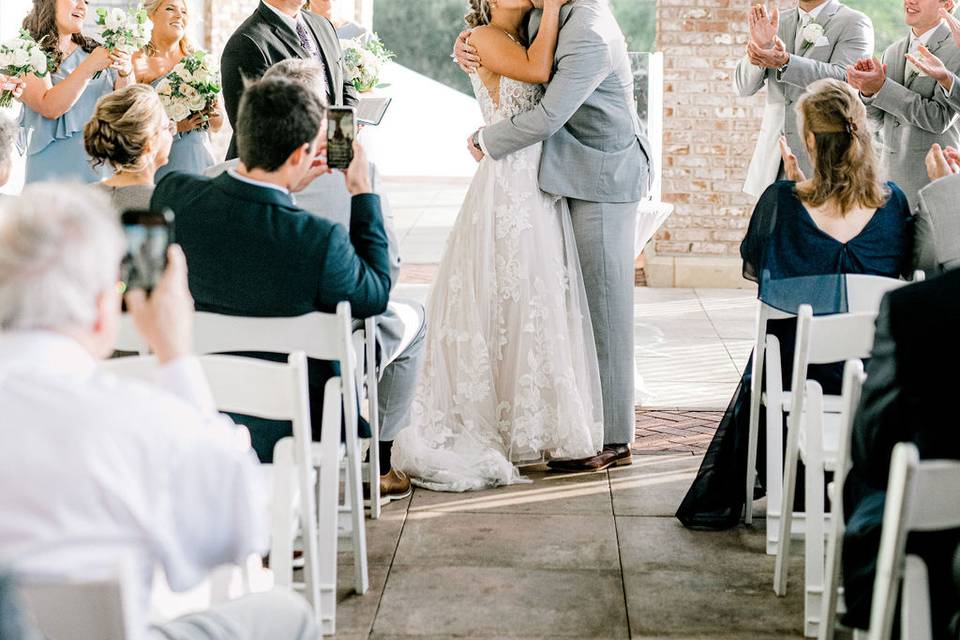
<box><xmin>468</xmin><ymin>25</ymin><xmax>518</xmax><ymax>56</ymax></box>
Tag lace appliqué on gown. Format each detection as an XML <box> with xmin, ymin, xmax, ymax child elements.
<box><xmin>391</xmin><ymin>76</ymin><xmax>604</xmax><ymax>492</ymax></box>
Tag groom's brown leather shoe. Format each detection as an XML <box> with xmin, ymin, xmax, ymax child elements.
<box><xmin>547</xmin><ymin>445</ymin><xmax>633</xmax><ymax>472</ymax></box>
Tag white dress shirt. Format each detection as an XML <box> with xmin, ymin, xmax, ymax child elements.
<box><xmin>795</xmin><ymin>2</ymin><xmax>828</xmax><ymax>52</ymax></box>
<box><xmin>261</xmin><ymin>0</ymin><xmax>301</xmax><ymax>33</ymax></box>
<box><xmin>0</xmin><ymin>331</ymin><xmax>267</xmax><ymax>629</ymax></box>
<box><xmin>907</xmin><ymin>21</ymin><xmax>945</xmax><ymax>80</ymax></box>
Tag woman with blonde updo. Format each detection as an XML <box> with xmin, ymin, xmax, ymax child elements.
<box><xmin>19</xmin><ymin>0</ymin><xmax>136</xmax><ymax>184</ymax></box>
<box><xmin>85</xmin><ymin>84</ymin><xmax>174</xmax><ymax>211</ymax></box>
<box><xmin>131</xmin><ymin>0</ymin><xmax>223</xmax><ymax>180</ymax></box>
<box><xmin>678</xmin><ymin>79</ymin><xmax>915</xmax><ymax>530</ymax></box>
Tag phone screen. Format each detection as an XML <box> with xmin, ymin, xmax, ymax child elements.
<box><xmin>327</xmin><ymin>106</ymin><xmax>356</xmax><ymax>170</ymax></box>
<box><xmin>120</xmin><ymin>209</ymin><xmax>174</xmax><ymax>295</ymax></box>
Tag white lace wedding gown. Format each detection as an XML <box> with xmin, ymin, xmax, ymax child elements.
<box><xmin>390</xmin><ymin>75</ymin><xmax>604</xmax><ymax>492</ymax></box>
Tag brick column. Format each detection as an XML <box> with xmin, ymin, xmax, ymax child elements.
<box><xmin>650</xmin><ymin>0</ymin><xmax>786</xmax><ymax>287</ymax></box>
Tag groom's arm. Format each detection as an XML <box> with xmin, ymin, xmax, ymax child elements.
<box><xmin>480</xmin><ymin>30</ymin><xmax>611</xmax><ymax>160</ymax></box>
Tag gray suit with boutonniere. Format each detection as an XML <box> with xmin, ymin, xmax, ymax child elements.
<box><xmin>736</xmin><ymin>0</ymin><xmax>873</xmax><ymax>196</ymax></box>
<box><xmin>863</xmin><ymin>23</ymin><xmax>960</xmax><ymax>208</ymax></box>
<box><xmin>480</xmin><ymin>0</ymin><xmax>653</xmax><ymax>447</ymax></box>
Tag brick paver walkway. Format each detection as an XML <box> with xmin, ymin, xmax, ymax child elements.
<box><xmin>634</xmin><ymin>408</ymin><xmax>722</xmax><ymax>455</ymax></box>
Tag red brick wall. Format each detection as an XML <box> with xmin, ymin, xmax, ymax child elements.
<box><xmin>655</xmin><ymin>0</ymin><xmax>789</xmax><ymax>259</ymax></box>
<box><xmin>205</xmin><ymin>0</ymin><xmax>260</xmax><ymax>54</ymax></box>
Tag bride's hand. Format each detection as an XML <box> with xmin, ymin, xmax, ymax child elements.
<box><xmin>453</xmin><ymin>29</ymin><xmax>481</xmax><ymax>74</ymax></box>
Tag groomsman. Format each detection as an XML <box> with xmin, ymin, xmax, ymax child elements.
<box><xmin>735</xmin><ymin>0</ymin><xmax>874</xmax><ymax>196</ymax></box>
<box><xmin>847</xmin><ymin>0</ymin><xmax>960</xmax><ymax>207</ymax></box>
<box><xmin>220</xmin><ymin>0</ymin><xmax>359</xmax><ymax>160</ymax></box>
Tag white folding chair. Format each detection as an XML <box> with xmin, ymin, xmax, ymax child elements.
<box><xmin>353</xmin><ymin>316</ymin><xmax>382</xmax><ymax>519</ymax></box>
<box><xmin>102</xmin><ymin>352</ymin><xmax>328</xmax><ymax>624</ymax></box>
<box><xmin>867</xmin><ymin>442</ymin><xmax>960</xmax><ymax>640</ymax></box>
<box><xmin>748</xmin><ymin>274</ymin><xmax>912</xmax><ymax>552</ymax></box>
<box><xmin>187</xmin><ymin>305</ymin><xmax>367</xmax><ymax>633</ymax></box>
<box><xmin>773</xmin><ymin>306</ymin><xmax>879</xmax><ymax>637</ymax></box>
<box><xmin>17</xmin><ymin>563</ymin><xmax>137</xmax><ymax>640</ymax></box>
<box><xmin>818</xmin><ymin>360</ymin><xmax>866</xmax><ymax>640</ymax></box>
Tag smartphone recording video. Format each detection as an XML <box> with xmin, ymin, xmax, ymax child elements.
<box><xmin>120</xmin><ymin>209</ymin><xmax>174</xmax><ymax>295</ymax></box>
<box><xmin>327</xmin><ymin>106</ymin><xmax>356</xmax><ymax>170</ymax></box>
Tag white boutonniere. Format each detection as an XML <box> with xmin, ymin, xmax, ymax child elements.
<box><xmin>800</xmin><ymin>23</ymin><xmax>825</xmax><ymax>52</ymax></box>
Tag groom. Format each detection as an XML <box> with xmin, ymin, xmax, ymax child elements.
<box><xmin>455</xmin><ymin>0</ymin><xmax>653</xmax><ymax>471</ymax></box>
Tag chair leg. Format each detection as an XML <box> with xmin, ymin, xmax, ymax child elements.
<box><xmin>270</xmin><ymin>439</ymin><xmax>296</xmax><ymax>589</ymax></box>
<box><xmin>745</xmin><ymin>343</ymin><xmax>766</xmax><ymax>525</ymax></box>
<box><xmin>774</xmin><ymin>413</ymin><xmax>801</xmax><ymax>596</ymax></box>
<box><xmin>366</xmin><ymin>329</ymin><xmax>382</xmax><ymax>520</ymax></box>
<box><xmin>345</xmin><ymin>437</ymin><xmax>370</xmax><ymax>595</ymax></box>
<box><xmin>766</xmin><ymin>404</ymin><xmax>785</xmax><ymax>555</ymax></box>
<box><xmin>819</xmin><ymin>489</ymin><xmax>844</xmax><ymax>640</ymax></box>
<box><xmin>804</xmin><ymin>455</ymin><xmax>825</xmax><ymax>637</ymax></box>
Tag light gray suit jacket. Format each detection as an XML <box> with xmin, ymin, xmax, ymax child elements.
<box><xmin>735</xmin><ymin>0</ymin><xmax>874</xmax><ymax>182</ymax></box>
<box><xmin>865</xmin><ymin>24</ymin><xmax>960</xmax><ymax>207</ymax></box>
<box><xmin>915</xmin><ymin>173</ymin><xmax>960</xmax><ymax>273</ymax></box>
<box><xmin>481</xmin><ymin>0</ymin><xmax>652</xmax><ymax>204</ymax></box>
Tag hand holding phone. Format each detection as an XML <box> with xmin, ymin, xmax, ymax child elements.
<box><xmin>120</xmin><ymin>209</ymin><xmax>174</xmax><ymax>294</ymax></box>
<box><xmin>326</xmin><ymin>106</ymin><xmax>356</xmax><ymax>170</ymax></box>
<box><xmin>125</xmin><ymin>245</ymin><xmax>195</xmax><ymax>364</ymax></box>
<box><xmin>344</xmin><ymin>141</ymin><xmax>372</xmax><ymax>195</ymax></box>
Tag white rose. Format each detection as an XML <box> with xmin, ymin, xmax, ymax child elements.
<box><xmin>29</xmin><ymin>48</ymin><xmax>46</xmax><ymax>73</ymax></box>
<box><xmin>191</xmin><ymin>69</ymin><xmax>209</xmax><ymax>84</ymax></box>
<box><xmin>0</xmin><ymin>51</ymin><xmax>11</xmax><ymax>69</ymax></box>
<box><xmin>105</xmin><ymin>8</ymin><xmax>126</xmax><ymax>31</ymax></box>
<box><xmin>802</xmin><ymin>23</ymin><xmax>825</xmax><ymax>46</ymax></box>
<box><xmin>180</xmin><ymin>84</ymin><xmax>207</xmax><ymax>111</ymax></box>
<box><xmin>167</xmin><ymin>99</ymin><xmax>191</xmax><ymax>122</ymax></box>
<box><xmin>10</xmin><ymin>46</ymin><xmax>30</xmax><ymax>68</ymax></box>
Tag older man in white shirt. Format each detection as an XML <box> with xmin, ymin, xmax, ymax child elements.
<box><xmin>0</xmin><ymin>185</ymin><xmax>318</xmax><ymax>640</ymax></box>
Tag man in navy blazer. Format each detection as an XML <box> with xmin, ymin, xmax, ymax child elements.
<box><xmin>152</xmin><ymin>77</ymin><xmax>390</xmax><ymax>462</ymax></box>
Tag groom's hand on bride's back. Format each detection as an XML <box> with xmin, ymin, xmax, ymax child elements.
<box><xmin>454</xmin><ymin>29</ymin><xmax>481</xmax><ymax>74</ymax></box>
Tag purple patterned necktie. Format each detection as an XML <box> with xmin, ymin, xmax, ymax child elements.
<box><xmin>294</xmin><ymin>18</ymin><xmax>329</xmax><ymax>97</ymax></box>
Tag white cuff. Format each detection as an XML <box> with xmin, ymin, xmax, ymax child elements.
<box><xmin>942</xmin><ymin>73</ymin><xmax>956</xmax><ymax>96</ymax></box>
<box><xmin>477</xmin><ymin>128</ymin><xmax>490</xmax><ymax>156</ymax></box>
<box><xmin>155</xmin><ymin>356</ymin><xmax>218</xmax><ymax>415</ymax></box>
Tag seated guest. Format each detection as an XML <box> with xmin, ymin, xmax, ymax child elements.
<box><xmin>843</xmin><ymin>270</ymin><xmax>960</xmax><ymax>638</ymax></box>
<box><xmin>846</xmin><ymin>0</ymin><xmax>960</xmax><ymax>207</ymax></box>
<box><xmin>85</xmin><ymin>85</ymin><xmax>174</xmax><ymax>211</ymax></box>
<box><xmin>0</xmin><ymin>115</ymin><xmax>16</xmax><ymax>192</ymax></box>
<box><xmin>151</xmin><ymin>78</ymin><xmax>393</xmax><ymax>484</ymax></box>
<box><xmin>914</xmin><ymin>143</ymin><xmax>960</xmax><ymax>274</ymax></box>
<box><xmin>677</xmin><ymin>79</ymin><xmax>914</xmax><ymax>530</ymax></box>
<box><xmin>205</xmin><ymin>59</ymin><xmax>424</xmax><ymax>501</ymax></box>
<box><xmin>0</xmin><ymin>185</ymin><xmax>317</xmax><ymax>640</ymax></box>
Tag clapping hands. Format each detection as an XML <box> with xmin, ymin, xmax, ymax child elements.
<box><xmin>846</xmin><ymin>57</ymin><xmax>887</xmax><ymax>97</ymax></box>
<box><xmin>747</xmin><ymin>37</ymin><xmax>789</xmax><ymax>69</ymax></box>
<box><xmin>925</xmin><ymin>143</ymin><xmax>960</xmax><ymax>182</ymax></box>
<box><xmin>779</xmin><ymin>136</ymin><xmax>807</xmax><ymax>183</ymax></box>
<box><xmin>748</xmin><ymin>3</ymin><xmax>780</xmax><ymax>49</ymax></box>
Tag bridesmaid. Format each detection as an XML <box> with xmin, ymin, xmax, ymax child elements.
<box><xmin>132</xmin><ymin>0</ymin><xmax>223</xmax><ymax>180</ymax></box>
<box><xmin>19</xmin><ymin>0</ymin><xmax>135</xmax><ymax>184</ymax></box>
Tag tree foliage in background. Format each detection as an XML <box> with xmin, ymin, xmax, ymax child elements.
<box><xmin>372</xmin><ymin>0</ymin><xmax>655</xmax><ymax>96</ymax></box>
<box><xmin>844</xmin><ymin>0</ymin><xmax>904</xmax><ymax>54</ymax></box>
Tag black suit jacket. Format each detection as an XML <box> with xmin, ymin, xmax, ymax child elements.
<box><xmin>151</xmin><ymin>171</ymin><xmax>391</xmax><ymax>461</ymax></box>
<box><xmin>220</xmin><ymin>2</ymin><xmax>360</xmax><ymax>159</ymax></box>
<box><xmin>842</xmin><ymin>269</ymin><xmax>960</xmax><ymax>633</ymax></box>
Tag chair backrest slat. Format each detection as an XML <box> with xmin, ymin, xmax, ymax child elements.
<box><xmin>907</xmin><ymin>462</ymin><xmax>960</xmax><ymax>531</ymax></box>
<box><xmin>845</xmin><ymin>274</ymin><xmax>909</xmax><ymax>313</ymax></box>
<box><xmin>804</xmin><ymin>310</ymin><xmax>879</xmax><ymax>364</ymax></box>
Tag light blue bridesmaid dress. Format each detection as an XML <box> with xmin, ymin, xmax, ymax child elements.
<box><xmin>19</xmin><ymin>48</ymin><xmax>114</xmax><ymax>184</ymax></box>
<box><xmin>151</xmin><ymin>74</ymin><xmax>214</xmax><ymax>180</ymax></box>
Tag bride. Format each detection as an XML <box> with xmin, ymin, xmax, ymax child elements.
<box><xmin>391</xmin><ymin>0</ymin><xmax>603</xmax><ymax>492</ymax></box>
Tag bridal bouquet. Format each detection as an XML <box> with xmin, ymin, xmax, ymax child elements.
<box><xmin>0</xmin><ymin>30</ymin><xmax>52</xmax><ymax>108</ymax></box>
<box><xmin>155</xmin><ymin>50</ymin><xmax>221</xmax><ymax>127</ymax></box>
<box><xmin>93</xmin><ymin>4</ymin><xmax>151</xmax><ymax>78</ymax></box>
<box><xmin>341</xmin><ymin>35</ymin><xmax>394</xmax><ymax>93</ymax></box>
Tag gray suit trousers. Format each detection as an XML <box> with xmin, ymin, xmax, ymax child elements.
<box><xmin>568</xmin><ymin>199</ymin><xmax>638</xmax><ymax>445</ymax></box>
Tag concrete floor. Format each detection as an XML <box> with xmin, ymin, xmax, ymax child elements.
<box><xmin>332</xmin><ymin>454</ymin><xmax>805</xmax><ymax>639</ymax></box>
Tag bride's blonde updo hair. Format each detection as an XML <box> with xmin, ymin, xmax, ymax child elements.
<box><xmin>465</xmin><ymin>0</ymin><xmax>492</xmax><ymax>27</ymax></box>
<box><xmin>84</xmin><ymin>85</ymin><xmax>169</xmax><ymax>173</ymax></box>
<box><xmin>795</xmin><ymin>78</ymin><xmax>888</xmax><ymax>215</ymax></box>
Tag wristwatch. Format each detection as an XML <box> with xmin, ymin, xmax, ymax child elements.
<box><xmin>776</xmin><ymin>60</ymin><xmax>790</xmax><ymax>80</ymax></box>
<box><xmin>471</xmin><ymin>129</ymin><xmax>483</xmax><ymax>151</ymax></box>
